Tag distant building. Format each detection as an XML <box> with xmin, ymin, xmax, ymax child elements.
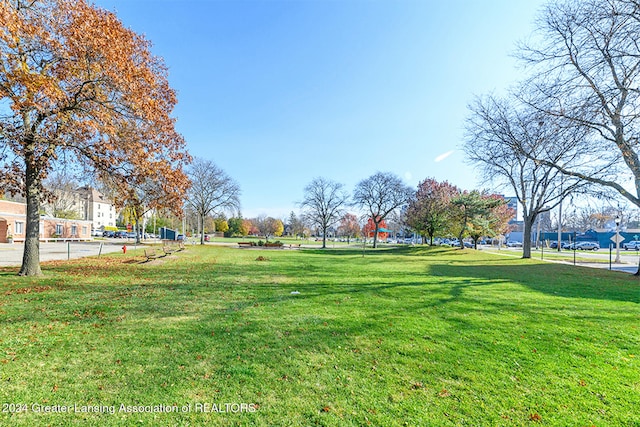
<box><xmin>40</xmin><ymin>186</ymin><xmax>117</xmax><ymax>231</ymax></box>
<box><xmin>77</xmin><ymin>187</ymin><xmax>117</xmax><ymax>230</ymax></box>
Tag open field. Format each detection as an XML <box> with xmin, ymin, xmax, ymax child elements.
<box><xmin>0</xmin><ymin>245</ymin><xmax>638</xmax><ymax>426</ymax></box>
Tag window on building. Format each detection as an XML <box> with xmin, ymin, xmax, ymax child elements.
<box><xmin>82</xmin><ymin>226</ymin><xmax>87</xmax><ymax>235</ymax></box>
<box><xmin>56</xmin><ymin>224</ymin><xmax>63</xmax><ymax>235</ymax></box>
<box><xmin>71</xmin><ymin>225</ymin><xmax>77</xmax><ymax>236</ymax></box>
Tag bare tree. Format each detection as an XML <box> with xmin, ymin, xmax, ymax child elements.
<box><xmin>518</xmin><ymin>0</ymin><xmax>640</xmax><ymax>209</ymax></box>
<box><xmin>300</xmin><ymin>177</ymin><xmax>348</xmax><ymax>249</ymax></box>
<box><xmin>43</xmin><ymin>171</ymin><xmax>84</xmax><ymax>219</ymax></box>
<box><xmin>352</xmin><ymin>172</ymin><xmax>413</xmax><ymax>248</ymax></box>
<box><xmin>185</xmin><ymin>159</ymin><xmax>241</xmax><ymax>245</ymax></box>
<box><xmin>464</xmin><ymin>94</ymin><xmax>588</xmax><ymax>258</ymax></box>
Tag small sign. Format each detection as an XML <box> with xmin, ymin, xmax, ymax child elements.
<box><xmin>611</xmin><ymin>234</ymin><xmax>625</xmax><ymax>244</ymax></box>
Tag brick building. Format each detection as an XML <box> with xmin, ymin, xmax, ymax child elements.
<box><xmin>0</xmin><ymin>199</ymin><xmax>92</xmax><ymax>243</ymax></box>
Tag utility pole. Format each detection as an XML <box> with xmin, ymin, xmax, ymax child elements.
<box><xmin>557</xmin><ymin>200</ymin><xmax>562</xmax><ymax>251</ymax></box>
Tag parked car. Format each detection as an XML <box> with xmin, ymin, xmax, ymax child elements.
<box><xmin>114</xmin><ymin>231</ymin><xmax>127</xmax><ymax>238</ymax></box>
<box><xmin>177</xmin><ymin>234</ymin><xmax>185</xmax><ymax>241</ymax></box>
<box><xmin>576</xmin><ymin>241</ymin><xmax>600</xmax><ymax>251</ymax></box>
<box><xmin>91</xmin><ymin>229</ymin><xmax>102</xmax><ymax>237</ymax></box>
<box><xmin>102</xmin><ymin>230</ymin><xmax>114</xmax><ymax>238</ymax></box>
<box><xmin>463</xmin><ymin>241</ymin><xmax>474</xmax><ymax>248</ymax></box>
<box><xmin>506</xmin><ymin>241</ymin><xmax>522</xmax><ymax>247</ymax></box>
<box><xmin>623</xmin><ymin>240</ymin><xmax>640</xmax><ymax>250</ymax></box>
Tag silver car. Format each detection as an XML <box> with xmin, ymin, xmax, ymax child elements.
<box><xmin>576</xmin><ymin>241</ymin><xmax>600</xmax><ymax>251</ymax></box>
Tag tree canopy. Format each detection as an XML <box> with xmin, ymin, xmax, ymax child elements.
<box><xmin>300</xmin><ymin>177</ymin><xmax>348</xmax><ymax>249</ymax></box>
<box><xmin>185</xmin><ymin>158</ymin><xmax>241</xmax><ymax>245</ymax></box>
<box><xmin>518</xmin><ymin>0</ymin><xmax>640</xmax><ymax>207</ymax></box>
<box><xmin>353</xmin><ymin>172</ymin><xmax>413</xmax><ymax>248</ymax></box>
<box><xmin>0</xmin><ymin>0</ymin><xmax>190</xmax><ymax>275</ymax></box>
<box><xmin>406</xmin><ymin>178</ymin><xmax>460</xmax><ymax>246</ymax></box>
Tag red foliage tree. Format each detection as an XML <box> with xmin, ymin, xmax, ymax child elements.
<box><xmin>364</xmin><ymin>217</ymin><xmax>388</xmax><ymax>241</ymax></box>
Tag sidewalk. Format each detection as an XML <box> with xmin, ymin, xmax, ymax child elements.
<box><xmin>0</xmin><ymin>241</ymin><xmax>135</xmax><ymax>267</ymax></box>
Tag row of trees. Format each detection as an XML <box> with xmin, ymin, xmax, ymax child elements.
<box><xmin>406</xmin><ymin>180</ymin><xmax>513</xmax><ymax>249</ymax></box>
<box><xmin>300</xmin><ymin>173</ymin><xmax>412</xmax><ymax>249</ymax></box>
<box><xmin>300</xmin><ymin>172</ymin><xmax>514</xmax><ymax>249</ymax></box>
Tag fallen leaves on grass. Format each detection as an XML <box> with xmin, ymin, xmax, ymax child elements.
<box><xmin>255</xmin><ymin>256</ymin><xmax>269</xmax><ymax>261</ymax></box>
<box><xmin>529</xmin><ymin>413</ymin><xmax>542</xmax><ymax>422</ymax></box>
<box><xmin>438</xmin><ymin>389</ymin><xmax>451</xmax><ymax>397</ymax></box>
<box><xmin>5</xmin><ymin>286</ymin><xmax>53</xmax><ymax>295</ymax></box>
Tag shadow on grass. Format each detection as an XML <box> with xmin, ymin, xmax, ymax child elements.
<box><xmin>2</xmin><ymin>245</ymin><xmax>638</xmax><ymax>326</ymax></box>
<box><xmin>430</xmin><ymin>261</ymin><xmax>639</xmax><ymax>304</ymax></box>
<box><xmin>301</xmin><ymin>245</ymin><xmax>455</xmax><ymax>257</ymax></box>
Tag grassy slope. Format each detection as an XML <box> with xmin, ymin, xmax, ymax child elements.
<box><xmin>0</xmin><ymin>245</ymin><xmax>638</xmax><ymax>426</ymax></box>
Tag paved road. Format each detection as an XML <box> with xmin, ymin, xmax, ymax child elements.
<box><xmin>485</xmin><ymin>246</ymin><xmax>640</xmax><ymax>275</ymax></box>
<box><xmin>0</xmin><ymin>241</ymin><xmax>139</xmax><ymax>267</ymax></box>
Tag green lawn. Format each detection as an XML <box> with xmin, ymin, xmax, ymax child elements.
<box><xmin>0</xmin><ymin>245</ymin><xmax>638</xmax><ymax>426</ymax></box>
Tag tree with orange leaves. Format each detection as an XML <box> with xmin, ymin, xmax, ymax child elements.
<box><xmin>0</xmin><ymin>0</ymin><xmax>190</xmax><ymax>275</ymax></box>
<box><xmin>364</xmin><ymin>217</ymin><xmax>388</xmax><ymax>241</ymax></box>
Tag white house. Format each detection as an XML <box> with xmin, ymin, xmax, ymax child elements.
<box><xmin>77</xmin><ymin>186</ymin><xmax>117</xmax><ymax>231</ymax></box>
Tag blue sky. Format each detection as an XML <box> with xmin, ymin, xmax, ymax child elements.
<box><xmin>94</xmin><ymin>0</ymin><xmax>546</xmax><ymax>219</ymax></box>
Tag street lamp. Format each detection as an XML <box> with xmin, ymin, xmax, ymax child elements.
<box><xmin>615</xmin><ymin>215</ymin><xmax>621</xmax><ymax>263</ymax></box>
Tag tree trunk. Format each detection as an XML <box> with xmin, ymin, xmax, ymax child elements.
<box><xmin>19</xmin><ymin>152</ymin><xmax>43</xmax><ymax>276</ymax></box>
<box><xmin>522</xmin><ymin>217</ymin><xmax>533</xmax><ymax>259</ymax></box>
<box><xmin>373</xmin><ymin>224</ymin><xmax>379</xmax><ymax>248</ymax></box>
<box><xmin>135</xmin><ymin>214</ymin><xmax>141</xmax><ymax>244</ymax></box>
<box><xmin>200</xmin><ymin>214</ymin><xmax>205</xmax><ymax>245</ymax></box>
<box><xmin>321</xmin><ymin>225</ymin><xmax>327</xmax><ymax>249</ymax></box>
